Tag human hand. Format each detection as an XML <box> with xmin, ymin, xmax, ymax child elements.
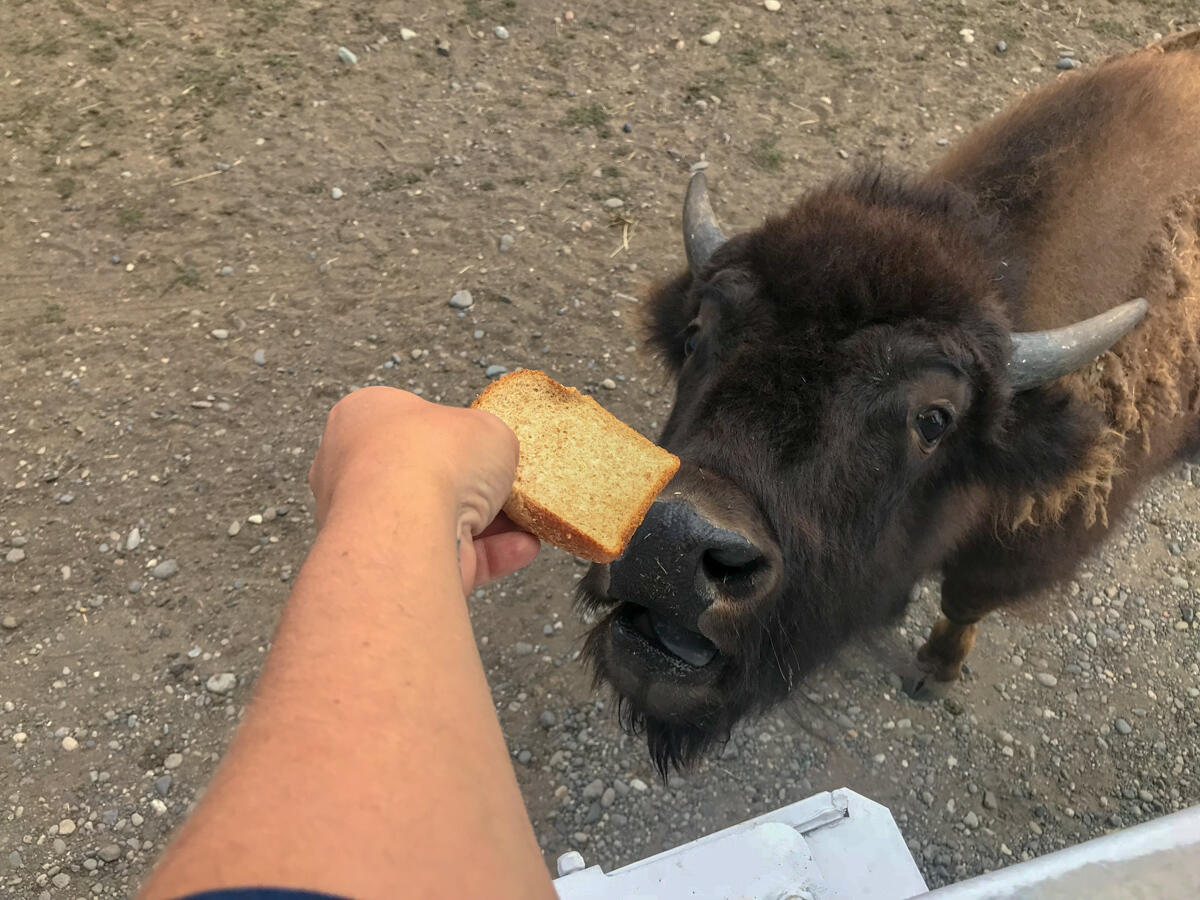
<box><xmin>309</xmin><ymin>386</ymin><xmax>540</xmax><ymax>590</ymax></box>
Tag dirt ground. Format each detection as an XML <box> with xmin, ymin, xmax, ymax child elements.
<box><xmin>4</xmin><ymin>1</ymin><xmax>1200</xmax><ymax>897</ymax></box>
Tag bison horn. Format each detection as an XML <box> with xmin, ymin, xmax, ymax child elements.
<box><xmin>1008</xmin><ymin>298</ymin><xmax>1149</xmax><ymax>391</ymax></box>
<box><xmin>683</xmin><ymin>171</ymin><xmax>728</xmax><ymax>275</ymax></box>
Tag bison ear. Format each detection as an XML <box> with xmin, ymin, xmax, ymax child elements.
<box><xmin>645</xmin><ymin>270</ymin><xmax>697</xmax><ymax>370</ymax></box>
<box><xmin>983</xmin><ymin>386</ymin><xmax>1104</xmax><ymax>498</ymax></box>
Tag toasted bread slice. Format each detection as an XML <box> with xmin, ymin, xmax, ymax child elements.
<box><xmin>472</xmin><ymin>369</ymin><xmax>679</xmax><ymax>563</ymax></box>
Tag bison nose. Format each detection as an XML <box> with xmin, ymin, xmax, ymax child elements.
<box><xmin>607</xmin><ymin>500</ymin><xmax>772</xmax><ymax>627</ymax></box>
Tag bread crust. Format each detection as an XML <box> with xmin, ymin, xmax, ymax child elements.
<box><xmin>472</xmin><ymin>370</ymin><xmax>680</xmax><ymax>563</ymax></box>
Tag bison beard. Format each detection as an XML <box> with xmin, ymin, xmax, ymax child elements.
<box><xmin>577</xmin><ymin>32</ymin><xmax>1200</xmax><ymax>773</ymax></box>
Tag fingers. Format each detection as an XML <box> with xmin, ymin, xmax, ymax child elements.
<box><xmin>471</xmin><ymin>531</ymin><xmax>541</xmax><ymax>588</ymax></box>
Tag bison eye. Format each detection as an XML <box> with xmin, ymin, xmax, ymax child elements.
<box><xmin>683</xmin><ymin>323</ymin><xmax>701</xmax><ymax>358</ymax></box>
<box><xmin>915</xmin><ymin>406</ymin><xmax>952</xmax><ymax>448</ymax></box>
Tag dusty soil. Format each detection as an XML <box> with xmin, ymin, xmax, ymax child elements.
<box><xmin>3</xmin><ymin>1</ymin><xmax>1199</xmax><ymax>896</ymax></box>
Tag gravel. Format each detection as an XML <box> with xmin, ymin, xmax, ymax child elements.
<box><xmin>98</xmin><ymin>844</ymin><xmax>122</xmax><ymax>862</ymax></box>
<box><xmin>61</xmin><ymin>736</ymin><xmax>79</xmax><ymax>751</ymax></box>
<box><xmin>499</xmin><ymin>234</ymin><xmax>515</xmax><ymax>253</ymax></box>
<box><xmin>337</xmin><ymin>46</ymin><xmax>358</xmax><ymax>65</ymax></box>
<box><xmin>206</xmin><ymin>673</ymin><xmax>237</xmax><ymax>694</ymax></box>
<box><xmin>485</xmin><ymin>364</ymin><xmax>508</xmax><ymax>377</ymax></box>
<box><xmin>493</xmin><ymin>26</ymin><xmax>510</xmax><ymax>40</ymax></box>
<box><xmin>1</xmin><ymin>616</ymin><xmax>17</xmax><ymax>629</ymax></box>
<box><xmin>1057</xmin><ymin>57</ymin><xmax>1080</xmax><ymax>69</ymax></box>
<box><xmin>1035</xmin><ymin>673</ymin><xmax>1058</xmax><ymax>687</ymax></box>
<box><xmin>699</xmin><ymin>31</ymin><xmax>721</xmax><ymax>46</ymax></box>
<box><xmin>5</xmin><ymin>548</ymin><xmax>25</xmax><ymax>563</ymax></box>
<box><xmin>449</xmin><ymin>290</ymin><xmax>474</xmax><ymax>309</ymax></box>
<box><xmin>331</xmin><ymin>186</ymin><xmax>344</xmax><ymax>199</ymax></box>
<box><xmin>151</xmin><ymin>559</ymin><xmax>179</xmax><ymax>580</ymax></box>
<box><xmin>1114</xmin><ymin>717</ymin><xmax>1133</xmax><ymax>735</ymax></box>
<box><xmin>253</xmin><ymin>348</ymin><xmax>267</xmax><ymax>366</ymax></box>
<box><xmin>164</xmin><ymin>753</ymin><xmax>184</xmax><ymax>770</ymax></box>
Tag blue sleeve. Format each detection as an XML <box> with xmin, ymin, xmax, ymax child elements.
<box><xmin>174</xmin><ymin>891</ymin><xmax>350</xmax><ymax>900</ymax></box>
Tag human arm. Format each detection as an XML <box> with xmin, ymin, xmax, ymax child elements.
<box><xmin>138</xmin><ymin>388</ymin><xmax>551</xmax><ymax>900</ymax></box>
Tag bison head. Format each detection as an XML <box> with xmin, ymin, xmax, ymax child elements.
<box><xmin>579</xmin><ymin>170</ymin><xmax>1146</xmax><ymax>772</ymax></box>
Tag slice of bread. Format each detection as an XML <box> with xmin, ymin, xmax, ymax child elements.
<box><xmin>472</xmin><ymin>369</ymin><xmax>680</xmax><ymax>563</ymax></box>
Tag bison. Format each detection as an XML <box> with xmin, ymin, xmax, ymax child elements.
<box><xmin>579</xmin><ymin>32</ymin><xmax>1200</xmax><ymax>772</ymax></box>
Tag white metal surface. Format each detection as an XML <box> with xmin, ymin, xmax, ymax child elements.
<box><xmin>924</xmin><ymin>803</ymin><xmax>1200</xmax><ymax>899</ymax></box>
<box><xmin>552</xmin><ymin>788</ymin><xmax>928</xmax><ymax>900</ymax></box>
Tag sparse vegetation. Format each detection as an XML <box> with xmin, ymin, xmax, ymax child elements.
<box><xmin>1090</xmin><ymin>19</ymin><xmax>1132</xmax><ymax>41</ymax></box>
<box><xmin>116</xmin><ymin>206</ymin><xmax>144</xmax><ymax>230</ymax></box>
<box><xmin>563</xmin><ymin>102</ymin><xmax>611</xmax><ymax>136</ymax></box>
<box><xmin>820</xmin><ymin>41</ymin><xmax>854</xmax><ymax>64</ymax></box>
<box><xmin>749</xmin><ymin>135</ymin><xmax>784</xmax><ymax>171</ymax></box>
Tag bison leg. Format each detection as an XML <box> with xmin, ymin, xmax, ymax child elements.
<box><xmin>916</xmin><ymin>617</ymin><xmax>979</xmax><ymax>682</ymax></box>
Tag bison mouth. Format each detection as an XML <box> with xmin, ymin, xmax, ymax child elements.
<box><xmin>613</xmin><ymin>601</ymin><xmax>720</xmax><ymax>669</ymax></box>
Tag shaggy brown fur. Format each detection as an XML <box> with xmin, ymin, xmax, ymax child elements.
<box><xmin>580</xmin><ymin>32</ymin><xmax>1200</xmax><ymax>771</ymax></box>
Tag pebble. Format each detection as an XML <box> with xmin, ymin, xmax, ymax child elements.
<box><xmin>583</xmin><ymin>779</ymin><xmax>605</xmax><ymax>801</ymax></box>
<box><xmin>2</xmin><ymin>616</ymin><xmax>17</xmax><ymax>629</ymax></box>
<box><xmin>131</xmin><ymin>813</ymin><xmax>144</xmax><ymax>826</ymax></box>
<box><xmin>963</xmin><ymin>811</ymin><xmax>980</xmax><ymax>829</ymax></box>
<box><xmin>486</xmin><ymin>365</ymin><xmax>508</xmax><ymax>378</ymax></box>
<box><xmin>699</xmin><ymin>31</ymin><xmax>721</xmax><ymax>46</ymax></box>
<box><xmin>764</xmin><ymin>0</ymin><xmax>781</xmax><ymax>9</ymax></box>
<box><xmin>6</xmin><ymin>851</ymin><xmax>20</xmax><ymax>869</ymax></box>
<box><xmin>331</xmin><ymin>187</ymin><xmax>344</xmax><ymax>200</ymax></box>
<box><xmin>228</xmin><ymin>521</ymin><xmax>241</xmax><ymax>537</ymax></box>
<box><xmin>449</xmin><ymin>290</ymin><xmax>474</xmax><ymax>309</ymax></box>
<box><xmin>1171</xmin><ymin>575</ymin><xmax>1189</xmax><ymax>589</ymax></box>
<box><xmin>211</xmin><ymin>328</ymin><xmax>229</xmax><ymax>340</ymax></box>
<box><xmin>337</xmin><ymin>46</ymin><xmax>358</xmax><ymax>65</ymax></box>
<box><xmin>622</xmin><ymin>122</ymin><xmax>632</xmax><ymax>133</ymax></box>
<box><xmin>539</xmin><ymin>711</ymin><xmax>557</xmax><ymax>728</ymax></box>
<box><xmin>1086</xmin><ymin>631</ymin><xmax>1098</xmax><ymax>649</ymax></box>
<box><xmin>499</xmin><ymin>234</ymin><xmax>515</xmax><ymax>253</ymax></box>
<box><xmin>62</xmin><ymin>736</ymin><xmax>79</xmax><ymax>751</ymax></box>
<box><xmin>1115</xmin><ymin>717</ymin><xmax>1133</xmax><ymax>735</ymax></box>
<box><xmin>630</xmin><ymin>778</ymin><xmax>649</xmax><ymax>792</ymax></box>
<box><xmin>253</xmin><ymin>349</ymin><xmax>267</xmax><ymax>366</ymax></box>
<box><xmin>126</xmin><ymin>527</ymin><xmax>141</xmax><ymax>551</ymax></box>
<box><xmin>164</xmin><ymin>752</ymin><xmax>184</xmax><ymax>770</ymax></box>
<box><xmin>959</xmin><ymin>28</ymin><xmax>975</xmax><ymax>44</ymax></box>
<box><xmin>600</xmin><ymin>378</ymin><xmax>617</xmax><ymax>390</ymax></box>
<box><xmin>493</xmin><ymin>26</ymin><xmax>510</xmax><ymax>40</ymax></box>
<box><xmin>152</xmin><ymin>559</ymin><xmax>179</xmax><ymax>580</ymax></box>
<box><xmin>206</xmin><ymin>672</ymin><xmax>237</xmax><ymax>694</ymax></box>
<box><xmin>436</xmin><ymin>39</ymin><xmax>451</xmax><ymax>57</ymax></box>
<box><xmin>129</xmin><ymin>580</ymin><xmax>143</xmax><ymax>595</ymax></box>
<box><xmin>514</xmin><ymin>641</ymin><xmax>535</xmax><ymax>655</ymax></box>
<box><xmin>152</xmin><ymin>799</ymin><xmax>168</xmax><ymax>815</ymax></box>
<box><xmin>155</xmin><ymin>775</ymin><xmax>173</xmax><ymax>796</ymax></box>
<box><xmin>1057</xmin><ymin>57</ymin><xmax>1080</xmax><ymax>70</ymax></box>
<box><xmin>1036</xmin><ymin>673</ymin><xmax>1058</xmax><ymax>687</ymax></box>
<box><xmin>52</xmin><ymin>873</ymin><xmax>70</xmax><ymax>888</ymax></box>
<box><xmin>58</xmin><ymin>818</ymin><xmax>76</xmax><ymax>836</ymax></box>
<box><xmin>996</xmin><ymin>41</ymin><xmax>1008</xmax><ymax>53</ymax></box>
<box><xmin>602</xmin><ymin>197</ymin><xmax>624</xmax><ymax>209</ymax></box>
<box><xmin>400</xmin><ymin>28</ymin><xmax>417</xmax><ymax>41</ymax></box>
<box><xmin>5</xmin><ymin>548</ymin><xmax>25</xmax><ymax>563</ymax></box>
<box><xmin>98</xmin><ymin>844</ymin><xmax>122</xmax><ymax>862</ymax></box>
<box><xmin>517</xmin><ymin>749</ymin><xmax>532</xmax><ymax>764</ymax></box>
<box><xmin>219</xmin><ymin>265</ymin><xmax>234</xmax><ymax>277</ymax></box>
<box><xmin>984</xmin><ymin>790</ymin><xmax>998</xmax><ymax>810</ymax></box>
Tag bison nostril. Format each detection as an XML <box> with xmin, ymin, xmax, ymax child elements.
<box><xmin>700</xmin><ymin>542</ymin><xmax>766</xmax><ymax>594</ymax></box>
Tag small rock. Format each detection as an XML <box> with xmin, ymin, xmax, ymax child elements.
<box><xmin>126</xmin><ymin>528</ymin><xmax>141</xmax><ymax>551</ymax></box>
<box><xmin>331</xmin><ymin>187</ymin><xmax>344</xmax><ymax>200</ymax></box>
<box><xmin>131</xmin><ymin>813</ymin><xmax>144</xmax><ymax>826</ymax></box>
<box><xmin>1086</xmin><ymin>632</ymin><xmax>1098</xmax><ymax>649</ymax></box>
<box><xmin>699</xmin><ymin>30</ymin><xmax>721</xmax><ymax>46</ymax></box>
<box><xmin>152</xmin><ymin>559</ymin><xmax>179</xmax><ymax>580</ymax></box>
<box><xmin>959</xmin><ymin>28</ymin><xmax>975</xmax><ymax>44</ymax></box>
<box><xmin>206</xmin><ymin>672</ymin><xmax>237</xmax><ymax>694</ymax></box>
<box><xmin>599</xmin><ymin>378</ymin><xmax>617</xmax><ymax>390</ymax></box>
<box><xmin>583</xmin><ymin>779</ymin><xmax>605</xmax><ymax>801</ymax></box>
<box><xmin>622</xmin><ymin>122</ymin><xmax>632</xmax><ymax>133</ymax></box>
<box><xmin>602</xmin><ymin>197</ymin><xmax>625</xmax><ymax>210</ymax></box>
<box><xmin>58</xmin><ymin>492</ymin><xmax>75</xmax><ymax>504</ymax></box>
<box><xmin>128</xmin><ymin>580</ymin><xmax>143</xmax><ymax>595</ymax></box>
<box><xmin>449</xmin><ymin>290</ymin><xmax>474</xmax><ymax>309</ymax></box>
<box><xmin>228</xmin><ymin>521</ymin><xmax>241</xmax><ymax>537</ymax></box>
<box><xmin>248</xmin><ymin>513</ymin><xmax>263</xmax><ymax>525</ymax></box>
<box><xmin>219</xmin><ymin>265</ymin><xmax>234</xmax><ymax>277</ymax></box>
<box><xmin>211</xmin><ymin>328</ymin><xmax>229</xmax><ymax>340</ymax></box>
<box><xmin>539</xmin><ymin>711</ymin><xmax>557</xmax><ymax>728</ymax></box>
<box><xmin>764</xmin><ymin>0</ymin><xmax>781</xmax><ymax>9</ymax></box>
<box><xmin>984</xmin><ymin>790</ymin><xmax>999</xmax><ymax>810</ymax></box>
<box><xmin>1057</xmin><ymin>57</ymin><xmax>1080</xmax><ymax>70</ymax></box>
<box><xmin>514</xmin><ymin>641</ymin><xmax>535</xmax><ymax>656</ymax></box>
<box><xmin>5</xmin><ymin>548</ymin><xmax>25</xmax><ymax>564</ymax></box>
<box><xmin>98</xmin><ymin>844</ymin><xmax>122</xmax><ymax>862</ymax></box>
<box><xmin>253</xmin><ymin>349</ymin><xmax>267</xmax><ymax>366</ymax></box>
<box><xmin>630</xmin><ymin>777</ymin><xmax>649</xmax><ymax>792</ymax></box>
<box><xmin>1036</xmin><ymin>673</ymin><xmax>1058</xmax><ymax>687</ymax></box>
<box><xmin>485</xmin><ymin>365</ymin><xmax>508</xmax><ymax>378</ymax></box>
<box><xmin>62</xmin><ymin>736</ymin><xmax>79</xmax><ymax>752</ymax></box>
<box><xmin>52</xmin><ymin>873</ymin><xmax>71</xmax><ymax>889</ymax></box>
<box><xmin>7</xmin><ymin>851</ymin><xmax>21</xmax><ymax>869</ymax></box>
<box><xmin>337</xmin><ymin>46</ymin><xmax>358</xmax><ymax>65</ymax></box>
<box><xmin>963</xmin><ymin>811</ymin><xmax>980</xmax><ymax>829</ymax></box>
<box><xmin>151</xmin><ymin>798</ymin><xmax>168</xmax><ymax>815</ymax></box>
<box><xmin>493</xmin><ymin>26</ymin><xmax>510</xmax><ymax>40</ymax></box>
<box><xmin>996</xmin><ymin>41</ymin><xmax>1008</xmax><ymax>53</ymax></box>
<box><xmin>164</xmin><ymin>753</ymin><xmax>184</xmax><ymax>770</ymax></box>
<box><xmin>155</xmin><ymin>775</ymin><xmax>173</xmax><ymax>796</ymax></box>
<box><xmin>1</xmin><ymin>616</ymin><xmax>17</xmax><ymax>630</ymax></box>
<box><xmin>1115</xmin><ymin>717</ymin><xmax>1133</xmax><ymax>735</ymax></box>
<box><xmin>436</xmin><ymin>39</ymin><xmax>451</xmax><ymax>57</ymax></box>
<box><xmin>498</xmin><ymin>234</ymin><xmax>515</xmax><ymax>253</ymax></box>
<box><xmin>400</xmin><ymin>28</ymin><xmax>417</xmax><ymax>41</ymax></box>
<box><xmin>58</xmin><ymin>819</ymin><xmax>76</xmax><ymax>836</ymax></box>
